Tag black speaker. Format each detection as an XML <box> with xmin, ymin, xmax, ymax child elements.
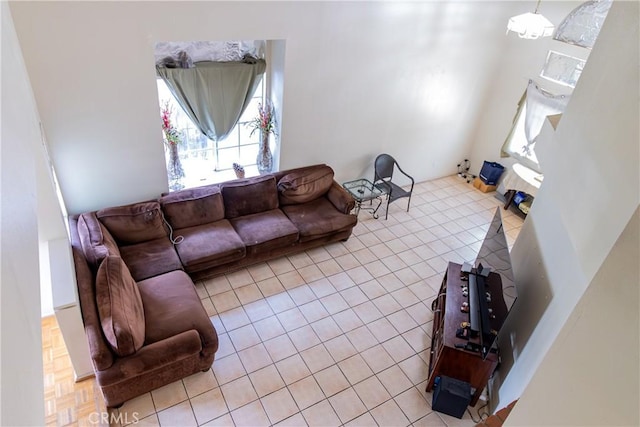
<box><xmin>431</xmin><ymin>376</ymin><xmax>472</xmax><ymax>419</ymax></box>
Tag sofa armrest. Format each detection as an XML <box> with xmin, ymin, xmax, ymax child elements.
<box><xmin>326</xmin><ymin>181</ymin><xmax>355</xmax><ymax>214</ymax></box>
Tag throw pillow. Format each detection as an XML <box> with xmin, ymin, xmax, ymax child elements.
<box><xmin>278</xmin><ymin>165</ymin><xmax>334</xmax><ymax>205</ymax></box>
<box><xmin>95</xmin><ymin>256</ymin><xmax>146</xmax><ymax>357</ymax></box>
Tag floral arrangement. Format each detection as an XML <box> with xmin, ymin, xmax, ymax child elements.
<box><xmin>247</xmin><ymin>101</ymin><xmax>277</xmax><ymax>138</ymax></box>
<box><xmin>160</xmin><ymin>101</ymin><xmax>182</xmax><ymax>147</ymax></box>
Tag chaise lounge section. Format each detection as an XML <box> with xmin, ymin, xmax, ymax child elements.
<box><xmin>69</xmin><ymin>164</ymin><xmax>357</xmax><ymax>407</ymax></box>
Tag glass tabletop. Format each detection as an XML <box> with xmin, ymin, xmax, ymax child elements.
<box><xmin>342</xmin><ymin>178</ymin><xmax>386</xmax><ymax>201</ymax></box>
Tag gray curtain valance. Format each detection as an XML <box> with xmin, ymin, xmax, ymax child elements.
<box><xmin>157</xmin><ymin>59</ymin><xmax>266</xmax><ymax>141</ymax></box>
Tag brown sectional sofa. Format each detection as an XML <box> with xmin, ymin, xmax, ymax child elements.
<box><xmin>69</xmin><ymin>164</ymin><xmax>357</xmax><ymax>407</ymax></box>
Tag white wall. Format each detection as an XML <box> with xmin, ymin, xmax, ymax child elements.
<box><xmin>0</xmin><ymin>2</ymin><xmax>46</xmax><ymax>424</ymax></box>
<box><xmin>506</xmin><ymin>208</ymin><xmax>639</xmax><ymax>426</ymax></box>
<box><xmin>494</xmin><ymin>0</ymin><xmax>640</xmax><ymax>412</ymax></box>
<box><xmin>10</xmin><ymin>1</ymin><xmax>581</xmax><ymax>215</ymax></box>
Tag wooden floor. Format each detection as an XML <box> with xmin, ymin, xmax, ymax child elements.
<box><xmin>42</xmin><ymin>315</ymin><xmax>108</xmax><ymax>427</ymax></box>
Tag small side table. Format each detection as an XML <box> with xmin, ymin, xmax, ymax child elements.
<box><xmin>342</xmin><ymin>178</ymin><xmax>387</xmax><ymax>219</ymax></box>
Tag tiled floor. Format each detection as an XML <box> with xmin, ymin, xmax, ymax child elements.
<box><xmin>57</xmin><ymin>175</ymin><xmax>524</xmax><ymax>426</ymax></box>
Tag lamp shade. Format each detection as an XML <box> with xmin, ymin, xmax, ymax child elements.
<box><xmin>507</xmin><ymin>12</ymin><xmax>555</xmax><ymax>39</ymax></box>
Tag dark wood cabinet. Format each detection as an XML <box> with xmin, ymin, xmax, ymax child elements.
<box><xmin>425</xmin><ymin>262</ymin><xmax>505</xmax><ymax>406</ymax></box>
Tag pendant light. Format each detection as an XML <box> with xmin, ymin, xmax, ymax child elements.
<box><xmin>507</xmin><ymin>0</ymin><xmax>555</xmax><ymax>39</ymax></box>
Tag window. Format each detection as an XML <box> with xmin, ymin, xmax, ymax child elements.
<box><xmin>503</xmin><ymin>101</ymin><xmax>541</xmax><ymax>172</ymax></box>
<box><xmin>156</xmin><ymin>76</ymin><xmax>264</xmax><ymax>188</ymax></box>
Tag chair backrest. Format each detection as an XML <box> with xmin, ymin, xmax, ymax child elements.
<box><xmin>374</xmin><ymin>154</ymin><xmax>396</xmax><ymax>181</ymax></box>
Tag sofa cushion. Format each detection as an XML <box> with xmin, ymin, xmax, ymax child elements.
<box><xmin>77</xmin><ymin>212</ymin><xmax>120</xmax><ymax>268</ymax></box>
<box><xmin>221</xmin><ymin>175</ymin><xmax>278</xmax><ymax>219</ymax></box>
<box><xmin>95</xmin><ymin>256</ymin><xmax>145</xmax><ymax>357</ymax></box>
<box><xmin>137</xmin><ymin>270</ymin><xmax>218</xmax><ymax>349</ymax></box>
<box><xmin>174</xmin><ymin>220</ymin><xmax>246</xmax><ymax>272</ymax></box>
<box><xmin>97</xmin><ymin>202</ymin><xmax>167</xmax><ymax>245</ymax></box>
<box><xmin>159</xmin><ymin>186</ymin><xmax>224</xmax><ymax>230</ymax></box>
<box><xmin>229</xmin><ymin>209</ymin><xmax>299</xmax><ymax>255</ymax></box>
<box><xmin>119</xmin><ymin>238</ymin><xmax>183</xmax><ymax>281</ymax></box>
<box><xmin>282</xmin><ymin>197</ymin><xmax>358</xmax><ymax>242</ymax></box>
<box><xmin>278</xmin><ymin>165</ymin><xmax>335</xmax><ymax>205</ymax></box>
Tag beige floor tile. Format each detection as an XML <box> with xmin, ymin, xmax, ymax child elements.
<box><xmin>350</xmin><ymin>248</ymin><xmax>378</xmax><ymax>265</ymax></box>
<box><xmin>373</xmin><ymin>293</ymin><xmax>403</xmax><ymax>316</ymax></box>
<box><xmin>300</xmin><ymin>344</ymin><xmax>335</xmax><ymax>373</ymax></box>
<box><xmin>267</xmin><ymin>257</ymin><xmax>296</xmax><ymax>275</ymax></box>
<box><xmin>275</xmin><ymin>354</ymin><xmax>311</xmax><ymax>385</ymax></box>
<box><xmin>334</xmin><ymin>253</ymin><xmax>361</xmax><ymax>270</ymax></box>
<box><xmin>213</xmin><ymin>333</ymin><xmax>234</xmax><ymax>359</ymax></box>
<box><xmin>310</xmin><ymin>317</ymin><xmax>342</xmax><ymax>342</ymax></box>
<box><xmin>242</xmin><ymin>299</ymin><xmax>274</xmax><ymax>322</ymax></box>
<box><xmin>412</xmin><ymin>411</ymin><xmax>447</xmax><ymax>427</ymax></box>
<box><xmin>353</xmin><ymin>375</ymin><xmax>392</xmax><ymax>410</ymax></box>
<box><xmin>238</xmin><ymin>343</ymin><xmax>273</xmax><ymax>373</ymax></box>
<box><xmin>133</xmin><ymin>414</ymin><xmax>160</xmax><ymax>427</ymax></box>
<box><xmin>235</xmin><ymin>283</ymin><xmax>263</xmax><ymax>305</ymax></box>
<box><xmin>200</xmin><ymin>298</ymin><xmax>217</xmax><ymax>317</ymax></box>
<box><xmin>260</xmin><ymin>387</ymin><xmax>299</xmax><ymax>424</ymax></box>
<box><xmin>319</xmin><ymin>293</ymin><xmax>349</xmax><ymax>315</ymax></box>
<box><xmin>287</xmin><ymin>284</ymin><xmax>316</xmax><ymax>305</ymax></box>
<box><xmin>360</xmin><ymin>344</ymin><xmax>396</xmax><ymax>374</ymax></box>
<box><xmin>150</xmin><ymin>380</ymin><xmax>188</xmax><ymax>412</ymax></box>
<box><xmin>352</xmin><ymin>300</ymin><xmax>384</xmax><ymax>323</ymax></box>
<box><xmin>370</xmin><ymin>399</ymin><xmax>410</xmax><ymax>427</ymax></box>
<box><xmin>377</xmin><ymin>365</ymin><xmax>413</xmax><ymax>397</ymax></box>
<box><xmin>279</xmin><ymin>270</ymin><xmax>307</xmax><ymax>289</ymax></box>
<box><xmin>316</xmin><ymin>259</ymin><xmax>342</xmax><ymax>277</ymax></box>
<box><xmin>277</xmin><ymin>307</ymin><xmax>308</xmax><ymax>332</ymax></box>
<box><xmin>204</xmin><ymin>276</ymin><xmax>232</xmax><ymax>297</ymax></box>
<box><xmin>328</xmin><ymin>387</ymin><xmax>366</xmax><ymax>424</ymax></box>
<box><xmin>302</xmin><ymin>399</ymin><xmax>341</xmax><ymax>427</ymax></box>
<box><xmin>226</xmin><ymin>268</ymin><xmax>254</xmax><ymax>289</ymax></box>
<box><xmin>228</xmin><ymin>324</ymin><xmax>261</xmax><ymax>351</ymax></box>
<box><xmin>200</xmin><ymin>413</ymin><xmax>234</xmax><ymax>426</ymax></box>
<box><xmin>405</xmin><ymin>301</ymin><xmax>433</xmax><ymax>325</ymax></box>
<box><xmin>326</xmin><ymin>271</ymin><xmax>357</xmax><ymax>291</ymax></box>
<box><xmin>247</xmin><ymin>263</ymin><xmax>275</xmax><ymax>282</ymax></box>
<box><xmin>390</xmin><ymin>287</ymin><xmax>421</xmax><ymax>308</ymax></box>
<box><xmin>249</xmin><ymin>365</ymin><xmax>286</xmax><ymax>398</ymax></box>
<box><xmin>218</xmin><ymin>306</ymin><xmax>251</xmax><ymax>331</ymax></box>
<box><xmin>182</xmin><ymin>370</ymin><xmax>218</xmax><ymax>399</ymax></box>
<box><xmin>220</xmin><ymin>376</ymin><xmax>258</xmax><ymax>411</ymax></box>
<box><xmin>230</xmin><ymin>400</ymin><xmax>271</xmax><ymax>426</ymax></box>
<box><xmin>211</xmin><ymin>289</ymin><xmax>241</xmax><ymax>313</ymax></box>
<box><xmin>332</xmin><ymin>309</ymin><xmax>364</xmax><ymax>333</ymax></box>
<box><xmin>324</xmin><ymin>242</ymin><xmax>350</xmax><ymax>258</ymax></box>
<box><xmin>263</xmin><ymin>334</ymin><xmax>297</xmax><ymax>362</ymax></box>
<box><xmin>346</xmin><ymin>326</ymin><xmax>378</xmax><ymax>352</ymax></box>
<box><xmin>156</xmin><ymin>401</ymin><xmax>196</xmax><ymax>427</ymax></box>
<box><xmin>382</xmin><ymin>335</ymin><xmax>415</xmax><ymax>363</ymax></box>
<box><xmin>387</xmin><ymin>309</ymin><xmax>419</xmax><ymax>334</ymax></box>
<box><xmin>394</xmin><ymin>387</ymin><xmax>432</xmax><ymax>423</ymax></box>
<box><xmin>189</xmin><ymin>388</ymin><xmax>228</xmax><ymax>425</ymax></box>
<box><xmin>399</xmin><ymin>354</ymin><xmax>430</xmax><ymax>385</ymax></box>
<box><xmin>339</xmin><ymin>286</ymin><xmax>368</xmax><ymax>307</ymax></box>
<box><xmin>363</xmin><ymin>260</ymin><xmax>392</xmax><ymax>278</ymax></box>
<box><xmin>274</xmin><ymin>412</ymin><xmax>307</xmax><ymax>426</ymax></box>
<box><xmin>358</xmin><ymin>279</ymin><xmax>386</xmax><ymax>300</ymax></box>
<box><xmin>338</xmin><ymin>354</ymin><xmax>374</xmax><ymax>385</ymax></box>
<box><xmin>119</xmin><ymin>393</ymin><xmax>155</xmax><ymax>422</ymax></box>
<box><xmin>288</xmin><ymin>252</ymin><xmax>314</xmax><ymax>269</ymax></box>
<box><xmin>298</xmin><ymin>264</ymin><xmax>325</xmax><ymax>283</ymax></box>
<box><xmin>212</xmin><ymin>354</ymin><xmax>246</xmax><ymax>385</ymax></box>
<box><xmin>367</xmin><ymin>317</ymin><xmax>399</xmax><ymax>343</ymax></box>
<box><xmin>288</xmin><ymin>376</ymin><xmax>325</xmax><ymax>410</ymax></box>
<box><xmin>314</xmin><ymin>365</ymin><xmax>350</xmax><ymax>398</ymax></box>
<box><xmin>324</xmin><ymin>334</ymin><xmax>357</xmax><ymax>362</ymax></box>
<box><xmin>403</xmin><ymin>326</ymin><xmax>431</xmax><ymax>353</ymax></box>
<box><xmin>299</xmin><ymin>300</ymin><xmax>330</xmax><ymax>323</ymax></box>
<box><xmin>308</xmin><ymin>277</ymin><xmax>337</xmax><ymax>299</ymax></box>
<box><xmin>257</xmin><ymin>276</ymin><xmax>286</xmax><ymax>297</ymax></box>
<box><xmin>288</xmin><ymin>325</ymin><xmax>321</xmax><ymax>352</ymax></box>
<box><xmin>267</xmin><ymin>291</ymin><xmax>296</xmax><ymax>313</ymax></box>
<box><xmin>344</xmin><ymin>411</ymin><xmax>377</xmax><ymax>427</ymax></box>
<box><xmin>252</xmin><ymin>315</ymin><xmax>286</xmax><ymax>341</ymax></box>
<box><xmin>378</xmin><ymin>273</ymin><xmax>405</xmax><ymax>294</ymax></box>
<box><xmin>305</xmin><ymin>246</ymin><xmax>332</xmax><ymax>264</ymax></box>
<box><xmin>345</xmin><ymin>266</ymin><xmax>375</xmax><ymax>286</ymax></box>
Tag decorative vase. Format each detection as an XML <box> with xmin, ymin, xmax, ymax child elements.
<box><xmin>256</xmin><ymin>132</ymin><xmax>273</xmax><ymax>175</ymax></box>
<box><xmin>167</xmin><ymin>143</ymin><xmax>185</xmax><ymax>191</ymax></box>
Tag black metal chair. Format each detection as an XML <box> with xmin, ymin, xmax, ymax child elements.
<box><xmin>373</xmin><ymin>154</ymin><xmax>415</xmax><ymax>220</ymax></box>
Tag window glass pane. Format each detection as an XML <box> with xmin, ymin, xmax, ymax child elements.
<box><xmin>218</xmin><ymin>128</ymin><xmax>238</xmax><ymax>149</ymax></box>
<box><xmin>217</xmin><ymin>146</ymin><xmax>243</xmax><ymax>170</ymax></box>
<box><xmin>540</xmin><ymin>51</ymin><xmax>586</xmax><ymax>88</ymax></box>
<box><xmin>240</xmin><ymin>144</ymin><xmax>259</xmax><ymax>166</ymax></box>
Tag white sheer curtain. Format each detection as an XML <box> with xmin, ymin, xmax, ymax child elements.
<box><xmin>524</xmin><ymin>80</ymin><xmax>570</xmax><ymax>145</ymax></box>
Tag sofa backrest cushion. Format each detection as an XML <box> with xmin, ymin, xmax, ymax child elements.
<box><xmin>96</xmin><ymin>202</ymin><xmax>167</xmax><ymax>245</ymax></box>
<box><xmin>277</xmin><ymin>165</ymin><xmax>335</xmax><ymax>205</ymax></box>
<box><xmin>95</xmin><ymin>255</ymin><xmax>145</xmax><ymax>357</ymax></box>
<box><xmin>77</xmin><ymin>212</ymin><xmax>121</xmax><ymax>268</ymax></box>
<box><xmin>159</xmin><ymin>186</ymin><xmax>224</xmax><ymax>230</ymax></box>
<box><xmin>221</xmin><ymin>175</ymin><xmax>278</xmax><ymax>218</ymax></box>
